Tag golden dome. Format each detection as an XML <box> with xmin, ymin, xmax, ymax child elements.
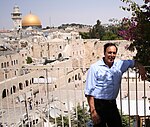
<box><xmin>22</xmin><ymin>13</ymin><xmax>42</xmax><ymax>28</ymax></box>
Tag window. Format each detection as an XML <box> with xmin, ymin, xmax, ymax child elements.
<box><xmin>11</xmin><ymin>61</ymin><xmax>13</xmax><ymax>66</ymax></box>
<box><xmin>15</xmin><ymin>71</ymin><xmax>17</xmax><ymax>75</ymax></box>
<box><xmin>92</xmin><ymin>52</ymin><xmax>94</xmax><ymax>56</ymax></box>
<box><xmin>1</xmin><ymin>63</ymin><xmax>3</xmax><ymax>68</ymax></box>
<box><xmin>16</xmin><ymin>60</ymin><xmax>18</xmax><ymax>64</ymax></box>
<box><xmin>5</xmin><ymin>73</ymin><xmax>8</xmax><ymax>79</ymax></box>
<box><xmin>68</xmin><ymin>78</ymin><xmax>71</xmax><ymax>83</ymax></box>
<box><xmin>7</xmin><ymin>62</ymin><xmax>9</xmax><ymax>67</ymax></box>
<box><xmin>75</xmin><ymin>74</ymin><xmax>78</xmax><ymax>80</ymax></box>
<box><xmin>19</xmin><ymin>83</ymin><xmax>23</xmax><ymax>90</ymax></box>
<box><xmin>4</xmin><ymin>62</ymin><xmax>6</xmax><ymax>68</ymax></box>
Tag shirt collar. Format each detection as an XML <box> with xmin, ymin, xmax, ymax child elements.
<box><xmin>98</xmin><ymin>57</ymin><xmax>116</xmax><ymax>67</ymax></box>
<box><xmin>98</xmin><ymin>58</ymin><xmax>107</xmax><ymax>66</ymax></box>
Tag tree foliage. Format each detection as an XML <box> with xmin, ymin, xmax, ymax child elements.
<box><xmin>119</xmin><ymin>0</ymin><xmax>150</xmax><ymax>77</ymax></box>
<box><xmin>71</xmin><ymin>104</ymin><xmax>90</xmax><ymax>126</ymax></box>
<box><xmin>79</xmin><ymin>32</ymin><xmax>90</xmax><ymax>39</ymax></box>
<box><xmin>55</xmin><ymin>104</ymin><xmax>90</xmax><ymax>127</ymax></box>
<box><xmin>121</xmin><ymin>115</ymin><xmax>134</xmax><ymax>127</ymax></box>
<box><xmin>80</xmin><ymin>19</ymin><xmax>123</xmax><ymax>40</ymax></box>
<box><xmin>89</xmin><ymin>20</ymin><xmax>105</xmax><ymax>40</ymax></box>
<box><xmin>26</xmin><ymin>56</ymin><xmax>33</xmax><ymax>64</ymax></box>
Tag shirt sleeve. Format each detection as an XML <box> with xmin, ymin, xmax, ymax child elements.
<box><xmin>120</xmin><ymin>60</ymin><xmax>135</xmax><ymax>73</ymax></box>
<box><xmin>84</xmin><ymin>65</ymin><xmax>97</xmax><ymax>96</ymax></box>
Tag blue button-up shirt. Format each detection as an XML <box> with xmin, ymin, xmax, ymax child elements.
<box><xmin>84</xmin><ymin>59</ymin><xmax>135</xmax><ymax>100</ymax></box>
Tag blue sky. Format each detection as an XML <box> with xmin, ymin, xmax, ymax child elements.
<box><xmin>0</xmin><ymin>0</ymin><xmax>144</xmax><ymax>29</ymax></box>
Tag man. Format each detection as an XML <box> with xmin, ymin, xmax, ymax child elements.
<box><xmin>84</xmin><ymin>43</ymin><xmax>147</xmax><ymax>127</ymax></box>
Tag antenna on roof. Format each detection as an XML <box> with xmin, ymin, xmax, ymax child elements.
<box><xmin>49</xmin><ymin>16</ymin><xmax>51</xmax><ymax>27</ymax></box>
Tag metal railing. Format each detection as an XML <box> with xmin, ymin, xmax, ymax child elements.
<box><xmin>118</xmin><ymin>68</ymin><xmax>150</xmax><ymax>127</ymax></box>
<box><xmin>0</xmin><ymin>67</ymin><xmax>150</xmax><ymax>127</ymax></box>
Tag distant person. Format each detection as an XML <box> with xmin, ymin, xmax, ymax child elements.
<box><xmin>84</xmin><ymin>43</ymin><xmax>147</xmax><ymax>127</ymax></box>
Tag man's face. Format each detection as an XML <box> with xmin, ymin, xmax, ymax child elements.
<box><xmin>104</xmin><ymin>46</ymin><xmax>117</xmax><ymax>67</ymax></box>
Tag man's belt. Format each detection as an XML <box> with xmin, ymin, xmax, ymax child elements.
<box><xmin>94</xmin><ymin>98</ymin><xmax>116</xmax><ymax>104</ymax></box>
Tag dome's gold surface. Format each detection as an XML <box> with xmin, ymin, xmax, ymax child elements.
<box><xmin>22</xmin><ymin>13</ymin><xmax>41</xmax><ymax>27</ymax></box>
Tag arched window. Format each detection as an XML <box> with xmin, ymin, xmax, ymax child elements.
<box><xmin>1</xmin><ymin>63</ymin><xmax>3</xmax><ymax>68</ymax></box>
<box><xmin>4</xmin><ymin>62</ymin><xmax>6</xmax><ymax>68</ymax></box>
<box><xmin>13</xmin><ymin>85</ymin><xmax>16</xmax><ymax>93</ymax></box>
<box><xmin>75</xmin><ymin>74</ymin><xmax>78</xmax><ymax>80</ymax></box>
<box><xmin>2</xmin><ymin>89</ymin><xmax>9</xmax><ymax>98</ymax></box>
<box><xmin>32</xmin><ymin>78</ymin><xmax>34</xmax><ymax>83</ymax></box>
<box><xmin>78</xmin><ymin>73</ymin><xmax>81</xmax><ymax>80</ymax></box>
<box><xmin>58</xmin><ymin>53</ymin><xmax>62</xmax><ymax>59</ymax></box>
<box><xmin>55</xmin><ymin>85</ymin><xmax>57</xmax><ymax>88</ymax></box>
<box><xmin>92</xmin><ymin>52</ymin><xmax>94</xmax><ymax>56</ymax></box>
<box><xmin>7</xmin><ymin>62</ymin><xmax>9</xmax><ymax>67</ymax></box>
<box><xmin>19</xmin><ymin>83</ymin><xmax>23</xmax><ymax>90</ymax></box>
<box><xmin>11</xmin><ymin>61</ymin><xmax>13</xmax><ymax>66</ymax></box>
<box><xmin>10</xmin><ymin>86</ymin><xmax>16</xmax><ymax>94</ymax></box>
<box><xmin>25</xmin><ymin>80</ymin><xmax>29</xmax><ymax>87</ymax></box>
<box><xmin>16</xmin><ymin>60</ymin><xmax>18</xmax><ymax>64</ymax></box>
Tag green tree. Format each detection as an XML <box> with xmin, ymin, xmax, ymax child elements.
<box><xmin>56</xmin><ymin>115</ymin><xmax>69</xmax><ymax>127</ymax></box>
<box><xmin>119</xmin><ymin>0</ymin><xmax>150</xmax><ymax>78</ymax></box>
<box><xmin>79</xmin><ymin>32</ymin><xmax>90</xmax><ymax>39</ymax></box>
<box><xmin>71</xmin><ymin>104</ymin><xmax>91</xmax><ymax>127</ymax></box>
<box><xmin>55</xmin><ymin>104</ymin><xmax>90</xmax><ymax>127</ymax></box>
<box><xmin>87</xmin><ymin>19</ymin><xmax>123</xmax><ymax>40</ymax></box>
<box><xmin>102</xmin><ymin>31</ymin><xmax>120</xmax><ymax>40</ymax></box>
<box><xmin>122</xmin><ymin>115</ymin><xmax>134</xmax><ymax>127</ymax></box>
<box><xmin>89</xmin><ymin>20</ymin><xmax>105</xmax><ymax>40</ymax></box>
<box><xmin>26</xmin><ymin>56</ymin><xmax>33</xmax><ymax>64</ymax></box>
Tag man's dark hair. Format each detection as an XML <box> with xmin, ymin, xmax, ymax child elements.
<box><xmin>104</xmin><ymin>43</ymin><xmax>118</xmax><ymax>54</ymax></box>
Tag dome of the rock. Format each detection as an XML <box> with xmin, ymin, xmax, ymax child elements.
<box><xmin>22</xmin><ymin>13</ymin><xmax>42</xmax><ymax>29</ymax></box>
